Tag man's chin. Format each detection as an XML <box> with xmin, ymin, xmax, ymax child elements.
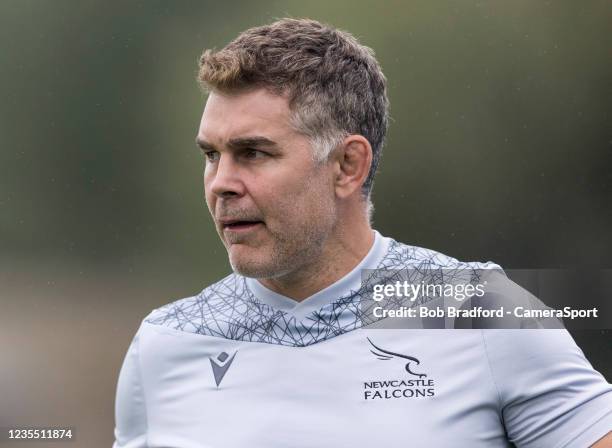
<box><xmin>228</xmin><ymin>250</ymin><xmax>288</xmax><ymax>279</ymax></box>
<box><xmin>230</xmin><ymin>262</ymin><xmax>279</xmax><ymax>279</ymax></box>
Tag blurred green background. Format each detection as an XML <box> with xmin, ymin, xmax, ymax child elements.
<box><xmin>1</xmin><ymin>1</ymin><xmax>610</xmax><ymax>446</ymax></box>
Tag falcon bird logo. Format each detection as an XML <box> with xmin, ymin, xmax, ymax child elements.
<box><xmin>367</xmin><ymin>338</ymin><xmax>427</xmax><ymax>378</ymax></box>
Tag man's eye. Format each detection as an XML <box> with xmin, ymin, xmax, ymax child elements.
<box><xmin>204</xmin><ymin>151</ymin><xmax>220</xmax><ymax>162</ymax></box>
<box><xmin>244</xmin><ymin>149</ymin><xmax>267</xmax><ymax>160</ymax></box>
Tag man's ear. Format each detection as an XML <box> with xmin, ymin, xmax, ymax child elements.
<box><xmin>333</xmin><ymin>135</ymin><xmax>372</xmax><ymax>199</ymax></box>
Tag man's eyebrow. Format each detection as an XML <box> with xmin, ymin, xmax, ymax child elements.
<box><xmin>195</xmin><ymin>136</ymin><xmax>279</xmax><ymax>151</ymax></box>
<box><xmin>195</xmin><ymin>138</ymin><xmax>215</xmax><ymax>151</ymax></box>
<box><xmin>227</xmin><ymin>136</ymin><xmax>278</xmax><ymax>150</ymax></box>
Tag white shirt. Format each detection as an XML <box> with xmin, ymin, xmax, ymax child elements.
<box><xmin>113</xmin><ymin>231</ymin><xmax>612</xmax><ymax>447</ymax></box>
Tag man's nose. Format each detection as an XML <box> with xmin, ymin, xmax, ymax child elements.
<box><xmin>208</xmin><ymin>155</ymin><xmax>244</xmax><ymax>198</ymax></box>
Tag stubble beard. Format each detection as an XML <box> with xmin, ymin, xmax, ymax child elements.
<box><xmin>220</xmin><ymin>160</ymin><xmax>338</xmax><ymax>279</ymax></box>
<box><xmin>229</xmin><ymin>195</ymin><xmax>337</xmax><ymax>280</ymax></box>
<box><xmin>228</xmin><ymin>217</ymin><xmax>331</xmax><ymax>279</ymax></box>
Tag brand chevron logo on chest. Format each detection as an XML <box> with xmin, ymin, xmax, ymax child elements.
<box><xmin>209</xmin><ymin>351</ymin><xmax>237</xmax><ymax>387</ymax></box>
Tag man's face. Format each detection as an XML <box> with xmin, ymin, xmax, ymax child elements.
<box><xmin>197</xmin><ymin>88</ymin><xmax>338</xmax><ymax>278</ymax></box>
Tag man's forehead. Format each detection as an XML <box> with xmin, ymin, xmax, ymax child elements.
<box><xmin>198</xmin><ymin>89</ymin><xmax>293</xmax><ymax>145</ymax></box>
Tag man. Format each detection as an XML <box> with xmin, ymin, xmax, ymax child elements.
<box><xmin>113</xmin><ymin>18</ymin><xmax>612</xmax><ymax>447</ymax></box>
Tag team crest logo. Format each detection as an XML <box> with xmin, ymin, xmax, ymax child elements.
<box><xmin>367</xmin><ymin>337</ymin><xmax>426</xmax><ymax>378</ymax></box>
<box><xmin>364</xmin><ymin>338</ymin><xmax>434</xmax><ymax>400</ymax></box>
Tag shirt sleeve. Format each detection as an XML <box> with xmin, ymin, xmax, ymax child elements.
<box><xmin>113</xmin><ymin>325</ymin><xmax>147</xmax><ymax>448</ymax></box>
<box><xmin>481</xmin><ymin>329</ymin><xmax>612</xmax><ymax>448</ymax></box>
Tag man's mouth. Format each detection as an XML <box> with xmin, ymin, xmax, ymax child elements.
<box><xmin>219</xmin><ymin>219</ymin><xmax>264</xmax><ymax>232</ymax></box>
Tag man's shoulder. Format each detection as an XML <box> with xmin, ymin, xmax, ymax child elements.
<box><xmin>142</xmin><ymin>273</ymin><xmax>255</xmax><ymax>331</ymax></box>
<box><xmin>382</xmin><ymin>236</ymin><xmax>502</xmax><ymax>271</ymax></box>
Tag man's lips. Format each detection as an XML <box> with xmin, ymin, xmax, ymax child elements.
<box><xmin>218</xmin><ymin>218</ymin><xmax>264</xmax><ymax>232</ymax></box>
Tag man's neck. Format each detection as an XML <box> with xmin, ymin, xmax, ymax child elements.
<box><xmin>257</xmin><ymin>223</ymin><xmax>375</xmax><ymax>301</ymax></box>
